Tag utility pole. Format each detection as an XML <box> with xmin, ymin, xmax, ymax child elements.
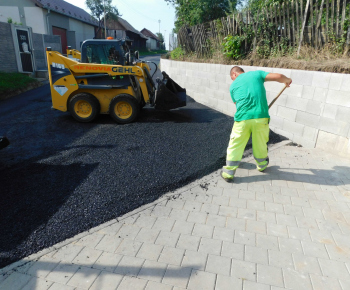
<box><xmin>158</xmin><ymin>20</ymin><xmax>160</xmax><ymax>34</ymax></box>
<box><xmin>103</xmin><ymin>0</ymin><xmax>107</xmax><ymax>38</ymax></box>
<box><xmin>164</xmin><ymin>30</ymin><xmax>166</xmax><ymax>50</ymax></box>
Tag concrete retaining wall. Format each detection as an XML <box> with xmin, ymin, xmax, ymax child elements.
<box><xmin>0</xmin><ymin>22</ymin><xmax>18</xmax><ymax>72</ymax></box>
<box><xmin>160</xmin><ymin>59</ymin><xmax>350</xmax><ymax>157</ymax></box>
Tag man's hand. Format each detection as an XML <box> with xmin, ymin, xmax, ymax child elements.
<box><xmin>265</xmin><ymin>73</ymin><xmax>292</xmax><ymax>87</ymax></box>
<box><xmin>284</xmin><ymin>78</ymin><xmax>292</xmax><ymax>87</ymax></box>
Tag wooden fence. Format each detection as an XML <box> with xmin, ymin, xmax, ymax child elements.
<box><xmin>178</xmin><ymin>0</ymin><xmax>350</xmax><ymax>57</ymax></box>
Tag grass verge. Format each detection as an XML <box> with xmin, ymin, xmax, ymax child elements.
<box><xmin>0</xmin><ymin>72</ymin><xmax>39</xmax><ymax>93</ymax></box>
<box><xmin>139</xmin><ymin>49</ymin><xmax>168</xmax><ymax>56</ymax></box>
<box><xmin>0</xmin><ymin>72</ymin><xmax>41</xmax><ymax>100</ymax></box>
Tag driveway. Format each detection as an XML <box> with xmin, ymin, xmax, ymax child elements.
<box><xmin>0</xmin><ymin>62</ymin><xmax>285</xmax><ymax>269</ymax></box>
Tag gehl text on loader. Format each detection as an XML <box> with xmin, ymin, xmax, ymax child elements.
<box><xmin>46</xmin><ymin>38</ymin><xmax>186</xmax><ymax>124</ymax></box>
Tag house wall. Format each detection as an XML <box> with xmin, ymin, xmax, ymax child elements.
<box><xmin>146</xmin><ymin>38</ymin><xmax>157</xmax><ymax>50</ymax></box>
<box><xmin>49</xmin><ymin>12</ymin><xmax>69</xmax><ymax>33</ymax></box>
<box><xmin>0</xmin><ymin>0</ymin><xmax>37</xmax><ymax>26</ymax></box>
<box><xmin>69</xmin><ymin>18</ymin><xmax>95</xmax><ymax>49</ymax></box>
<box><xmin>160</xmin><ymin>59</ymin><xmax>350</xmax><ymax>157</ymax></box>
<box><xmin>0</xmin><ymin>7</ymin><xmax>21</xmax><ymax>24</ymax></box>
<box><xmin>24</xmin><ymin>7</ymin><xmax>46</xmax><ymax>34</ymax></box>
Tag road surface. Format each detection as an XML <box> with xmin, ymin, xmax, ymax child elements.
<box><xmin>0</xmin><ymin>55</ymin><xmax>285</xmax><ymax>268</ymax></box>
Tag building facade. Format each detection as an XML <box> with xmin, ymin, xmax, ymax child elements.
<box><xmin>0</xmin><ymin>0</ymin><xmax>98</xmax><ymax>52</ymax></box>
<box><xmin>104</xmin><ymin>17</ymin><xmax>147</xmax><ymax>50</ymax></box>
<box><xmin>140</xmin><ymin>28</ymin><xmax>162</xmax><ymax>50</ymax></box>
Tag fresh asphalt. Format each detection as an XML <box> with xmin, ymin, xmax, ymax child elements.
<box><xmin>0</xmin><ymin>55</ymin><xmax>285</xmax><ymax>268</ymax></box>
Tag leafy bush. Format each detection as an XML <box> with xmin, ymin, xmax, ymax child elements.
<box><xmin>222</xmin><ymin>35</ymin><xmax>245</xmax><ymax>60</ymax></box>
<box><xmin>170</xmin><ymin>47</ymin><xmax>185</xmax><ymax>60</ymax></box>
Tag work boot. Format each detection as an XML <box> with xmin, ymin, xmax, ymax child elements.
<box><xmin>220</xmin><ymin>170</ymin><xmax>234</xmax><ymax>183</ymax></box>
<box><xmin>257</xmin><ymin>157</ymin><xmax>269</xmax><ymax>172</ymax></box>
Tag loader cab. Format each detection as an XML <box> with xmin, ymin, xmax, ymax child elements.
<box><xmin>80</xmin><ymin>39</ymin><xmax>136</xmax><ymax>66</ymax></box>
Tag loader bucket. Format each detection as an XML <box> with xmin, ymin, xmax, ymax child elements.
<box><xmin>154</xmin><ymin>72</ymin><xmax>186</xmax><ymax>110</ymax></box>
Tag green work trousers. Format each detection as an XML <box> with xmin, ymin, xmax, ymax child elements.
<box><xmin>222</xmin><ymin>118</ymin><xmax>270</xmax><ymax>179</ymax></box>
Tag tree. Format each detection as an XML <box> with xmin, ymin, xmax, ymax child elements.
<box><xmin>86</xmin><ymin>0</ymin><xmax>120</xmax><ymax>37</ymax></box>
<box><xmin>156</xmin><ymin>33</ymin><xmax>164</xmax><ymax>43</ymax></box>
<box><xmin>164</xmin><ymin>0</ymin><xmax>242</xmax><ymax>31</ymax></box>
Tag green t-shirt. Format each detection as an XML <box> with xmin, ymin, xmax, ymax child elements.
<box><xmin>230</xmin><ymin>70</ymin><xmax>270</xmax><ymax>121</ymax></box>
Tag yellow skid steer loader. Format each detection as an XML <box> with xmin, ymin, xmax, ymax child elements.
<box><xmin>47</xmin><ymin>38</ymin><xmax>186</xmax><ymax>124</ymax></box>
<box><xmin>66</xmin><ymin>47</ymin><xmax>81</xmax><ymax>61</ymax></box>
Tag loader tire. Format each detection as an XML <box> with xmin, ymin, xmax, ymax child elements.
<box><xmin>109</xmin><ymin>94</ymin><xmax>140</xmax><ymax>124</ymax></box>
<box><xmin>68</xmin><ymin>93</ymin><xmax>100</xmax><ymax>123</ymax></box>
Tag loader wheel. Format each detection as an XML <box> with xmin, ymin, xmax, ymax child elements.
<box><xmin>109</xmin><ymin>94</ymin><xmax>140</xmax><ymax>124</ymax></box>
<box><xmin>68</xmin><ymin>93</ymin><xmax>100</xmax><ymax>122</ymax></box>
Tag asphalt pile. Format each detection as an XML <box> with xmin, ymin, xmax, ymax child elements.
<box><xmin>0</xmin><ymin>87</ymin><xmax>285</xmax><ymax>268</ymax></box>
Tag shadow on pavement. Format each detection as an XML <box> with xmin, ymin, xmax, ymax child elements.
<box><xmin>1</xmin><ymin>260</ymin><xmax>203</xmax><ymax>289</ymax></box>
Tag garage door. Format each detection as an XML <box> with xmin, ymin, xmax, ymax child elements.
<box><xmin>52</xmin><ymin>26</ymin><xmax>67</xmax><ymax>54</ymax></box>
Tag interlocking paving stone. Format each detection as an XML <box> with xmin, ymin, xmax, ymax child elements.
<box><xmin>66</xmin><ymin>266</ymin><xmax>101</xmax><ymax>289</ymax></box>
<box><xmin>137</xmin><ymin>260</ymin><xmax>167</xmax><ymax>283</ymax></box>
<box><xmin>234</xmin><ymin>230</ymin><xmax>256</xmax><ymax>246</ymax></box>
<box><xmin>72</xmin><ymin>247</ymin><xmax>103</xmax><ymax>267</ymax></box>
<box><xmin>48</xmin><ymin>283</ymin><xmax>75</xmax><ymax>290</ymax></box>
<box><xmin>231</xmin><ymin>259</ymin><xmax>257</xmax><ymax>281</ymax></box>
<box><xmin>92</xmin><ymin>252</ymin><xmax>123</xmax><ymax>272</ymax></box>
<box><xmin>114</xmin><ymin>256</ymin><xmax>144</xmax><ymax>276</ymax></box>
<box><xmin>0</xmin><ymin>272</ymin><xmax>32</xmax><ymax>290</ymax></box>
<box><xmin>181</xmin><ymin>250</ymin><xmax>208</xmax><ymax>270</ymax></box>
<box><xmin>268</xmin><ymin>250</ymin><xmax>294</xmax><ymax>269</ymax></box>
<box><xmin>216</xmin><ymin>274</ymin><xmax>242</xmax><ymax>290</ymax></box>
<box><xmin>52</xmin><ymin>244</ymin><xmax>84</xmax><ymax>263</ymax></box>
<box><xmin>256</xmin><ymin>234</ymin><xmax>279</xmax><ymax>251</ymax></box>
<box><xmin>152</xmin><ymin>217</ymin><xmax>175</xmax><ymax>232</ymax></box>
<box><xmin>3</xmin><ymin>145</ymin><xmax>350</xmax><ymax>289</ymax></box>
<box><xmin>26</xmin><ymin>255</ymin><xmax>60</xmax><ymax>278</ymax></box>
<box><xmin>257</xmin><ymin>264</ymin><xmax>284</xmax><ymax>287</ymax></box>
<box><xmin>213</xmin><ymin>226</ymin><xmax>234</xmax><ymax>242</ymax></box>
<box><xmin>162</xmin><ymin>265</ymin><xmax>192</xmax><ymax>288</ymax></box>
<box><xmin>243</xmin><ymin>280</ymin><xmax>271</xmax><ymax>290</ymax></box>
<box><xmin>158</xmin><ymin>247</ymin><xmax>185</xmax><ymax>266</ymax></box>
<box><xmin>89</xmin><ymin>271</ymin><xmax>123</xmax><ymax>290</ymax></box>
<box><xmin>198</xmin><ymin>237</ymin><xmax>222</xmax><ymax>255</ymax></box>
<box><xmin>192</xmin><ymin>223</ymin><xmax>214</xmax><ymax>238</ymax></box>
<box><xmin>95</xmin><ymin>235</ymin><xmax>123</xmax><ymax>253</ymax></box>
<box><xmin>117</xmin><ymin>276</ymin><xmax>148</xmax><ymax>290</ymax></box>
<box><xmin>205</xmin><ymin>254</ymin><xmax>231</xmax><ymax>276</ymax></box>
<box><xmin>21</xmin><ymin>277</ymin><xmax>53</xmax><ymax>290</ymax></box>
<box><xmin>187</xmin><ymin>269</ymin><xmax>216</xmax><ymax>290</ymax></box>
<box><xmin>246</xmin><ymin>244</ymin><xmax>269</xmax><ymax>265</ymax></box>
<box><xmin>114</xmin><ymin>239</ymin><xmax>142</xmax><ymax>257</ymax></box>
<box><xmin>46</xmin><ymin>262</ymin><xmax>80</xmax><ymax>284</ymax></box>
<box><xmin>292</xmin><ymin>253</ymin><xmax>322</xmax><ymax>275</ymax></box>
<box><xmin>283</xmin><ymin>268</ymin><xmax>313</xmax><ymax>290</ymax></box>
<box><xmin>176</xmin><ymin>234</ymin><xmax>200</xmax><ymax>251</ymax></box>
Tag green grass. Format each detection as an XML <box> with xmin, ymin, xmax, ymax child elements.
<box><xmin>0</xmin><ymin>72</ymin><xmax>38</xmax><ymax>93</ymax></box>
<box><xmin>139</xmin><ymin>49</ymin><xmax>168</xmax><ymax>56</ymax></box>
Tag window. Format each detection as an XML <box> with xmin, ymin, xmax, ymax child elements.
<box><xmin>86</xmin><ymin>44</ymin><xmax>121</xmax><ymax>65</ymax></box>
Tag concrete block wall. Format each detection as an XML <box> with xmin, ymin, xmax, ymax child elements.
<box><xmin>32</xmin><ymin>33</ymin><xmax>46</xmax><ymax>70</ymax></box>
<box><xmin>0</xmin><ymin>22</ymin><xmax>18</xmax><ymax>72</ymax></box>
<box><xmin>160</xmin><ymin>59</ymin><xmax>350</xmax><ymax>157</ymax></box>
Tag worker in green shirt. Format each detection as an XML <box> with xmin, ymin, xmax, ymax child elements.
<box><xmin>221</xmin><ymin>66</ymin><xmax>292</xmax><ymax>183</ymax></box>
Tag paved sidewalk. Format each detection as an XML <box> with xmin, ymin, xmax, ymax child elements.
<box><xmin>1</xmin><ymin>143</ymin><xmax>350</xmax><ymax>290</ymax></box>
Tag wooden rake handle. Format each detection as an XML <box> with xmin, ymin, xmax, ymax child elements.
<box><xmin>268</xmin><ymin>85</ymin><xmax>288</xmax><ymax>109</ymax></box>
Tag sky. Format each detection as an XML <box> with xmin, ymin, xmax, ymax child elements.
<box><xmin>64</xmin><ymin>0</ymin><xmax>177</xmax><ymax>49</ymax></box>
